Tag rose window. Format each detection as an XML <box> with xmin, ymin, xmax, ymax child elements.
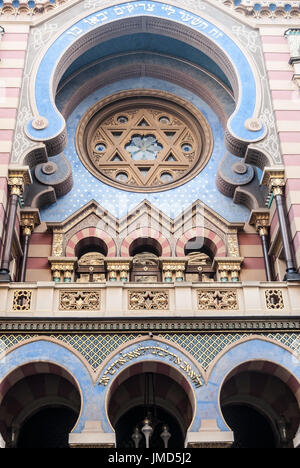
<box><xmin>76</xmin><ymin>92</ymin><xmax>213</xmax><ymax>192</ymax></box>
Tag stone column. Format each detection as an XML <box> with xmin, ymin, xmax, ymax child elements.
<box><xmin>19</xmin><ymin>209</ymin><xmax>41</xmax><ymax>282</ymax></box>
<box><xmin>262</xmin><ymin>169</ymin><xmax>300</xmax><ymax>281</ymax></box>
<box><xmin>213</xmin><ymin>257</ymin><xmax>243</xmax><ymax>282</ymax></box>
<box><xmin>249</xmin><ymin>210</ymin><xmax>273</xmax><ymax>281</ymax></box>
<box><xmin>0</xmin><ymin>167</ymin><xmax>32</xmax><ymax>282</ymax></box>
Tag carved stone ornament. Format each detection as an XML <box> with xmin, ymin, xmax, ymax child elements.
<box><xmin>128</xmin><ymin>290</ymin><xmax>169</xmax><ymax>310</ymax></box>
<box><xmin>265</xmin><ymin>289</ymin><xmax>284</xmax><ymax>310</ymax></box>
<box><xmin>12</xmin><ymin>290</ymin><xmax>32</xmax><ymax>311</ymax></box>
<box><xmin>52</xmin><ymin>233</ymin><xmax>64</xmax><ymax>257</ymax></box>
<box><xmin>59</xmin><ymin>290</ymin><xmax>101</xmax><ymax>310</ymax></box>
<box><xmin>198</xmin><ymin>289</ymin><xmax>238</xmax><ymax>310</ymax></box>
<box><xmin>76</xmin><ymin>91</ymin><xmax>213</xmax><ymax>192</ymax></box>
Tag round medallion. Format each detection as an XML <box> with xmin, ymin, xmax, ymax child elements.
<box><xmin>76</xmin><ymin>91</ymin><xmax>213</xmax><ymax>192</ymax></box>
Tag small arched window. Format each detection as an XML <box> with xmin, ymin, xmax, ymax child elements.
<box><xmin>184</xmin><ymin>237</ymin><xmax>215</xmax><ymax>282</ymax></box>
<box><xmin>130</xmin><ymin>238</ymin><xmax>162</xmax><ymax>283</ymax></box>
<box><xmin>75</xmin><ymin>237</ymin><xmax>107</xmax><ymax>283</ymax></box>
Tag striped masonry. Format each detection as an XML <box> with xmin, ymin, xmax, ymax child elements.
<box><xmin>120</xmin><ymin>227</ymin><xmax>171</xmax><ymax>257</ymax></box>
<box><xmin>0</xmin><ymin>25</ymin><xmax>29</xmax><ymax>260</ymax></box>
<box><xmin>175</xmin><ymin>227</ymin><xmax>226</xmax><ymax>258</ymax></box>
<box><xmin>25</xmin><ymin>229</ymin><xmax>52</xmax><ymax>282</ymax></box>
<box><xmin>261</xmin><ymin>29</ymin><xmax>300</xmax><ymax>272</ymax></box>
<box><xmin>238</xmin><ymin>232</ymin><xmax>266</xmax><ymax>281</ymax></box>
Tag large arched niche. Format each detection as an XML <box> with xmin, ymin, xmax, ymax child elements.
<box><xmin>219</xmin><ymin>360</ymin><xmax>300</xmax><ymax>448</ymax></box>
<box><xmin>0</xmin><ymin>361</ymin><xmax>82</xmax><ymax>448</ymax></box>
<box><xmin>205</xmin><ymin>337</ymin><xmax>300</xmax><ymax>448</ymax></box>
<box><xmin>106</xmin><ymin>361</ymin><xmax>195</xmax><ymax>448</ymax></box>
<box><xmin>0</xmin><ymin>337</ymin><xmax>99</xmax><ymax>444</ymax></box>
<box><xmin>24</xmin><ymin>2</ymin><xmax>267</xmax><ymax>164</ymax></box>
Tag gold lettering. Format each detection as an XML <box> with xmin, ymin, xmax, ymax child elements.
<box><xmin>98</xmin><ymin>346</ymin><xmax>204</xmax><ymax>388</ymax></box>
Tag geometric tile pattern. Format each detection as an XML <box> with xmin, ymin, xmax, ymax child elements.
<box><xmin>0</xmin><ymin>332</ymin><xmax>299</xmax><ymax>372</ymax></box>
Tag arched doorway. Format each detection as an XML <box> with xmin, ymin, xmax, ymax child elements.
<box><xmin>0</xmin><ymin>362</ymin><xmax>81</xmax><ymax>448</ymax></box>
<box><xmin>107</xmin><ymin>362</ymin><xmax>195</xmax><ymax>449</ymax></box>
<box><xmin>220</xmin><ymin>361</ymin><xmax>300</xmax><ymax>448</ymax></box>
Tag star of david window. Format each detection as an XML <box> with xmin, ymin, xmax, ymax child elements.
<box><xmin>76</xmin><ymin>92</ymin><xmax>213</xmax><ymax>192</ymax></box>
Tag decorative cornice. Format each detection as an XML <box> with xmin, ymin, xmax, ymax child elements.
<box><xmin>0</xmin><ymin>317</ymin><xmax>299</xmax><ymax>332</ymax></box>
<box><xmin>221</xmin><ymin>0</ymin><xmax>300</xmax><ymax>20</ymax></box>
<box><xmin>0</xmin><ymin>0</ymin><xmax>69</xmax><ymax>16</ymax></box>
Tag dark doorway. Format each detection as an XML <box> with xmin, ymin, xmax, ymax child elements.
<box><xmin>17</xmin><ymin>407</ymin><xmax>78</xmax><ymax>448</ymax></box>
<box><xmin>115</xmin><ymin>405</ymin><xmax>184</xmax><ymax>449</ymax></box>
<box><xmin>222</xmin><ymin>404</ymin><xmax>276</xmax><ymax>448</ymax></box>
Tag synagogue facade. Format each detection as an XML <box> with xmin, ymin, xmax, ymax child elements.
<box><xmin>0</xmin><ymin>0</ymin><xmax>300</xmax><ymax>448</ymax></box>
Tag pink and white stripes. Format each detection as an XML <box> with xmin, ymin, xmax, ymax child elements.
<box><xmin>0</xmin><ymin>25</ymin><xmax>29</xmax><ymax>250</ymax></box>
<box><xmin>261</xmin><ymin>28</ymin><xmax>300</xmax><ymax>275</ymax></box>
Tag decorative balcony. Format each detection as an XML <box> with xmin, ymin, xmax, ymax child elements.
<box><xmin>0</xmin><ymin>281</ymin><xmax>299</xmax><ymax>320</ymax></box>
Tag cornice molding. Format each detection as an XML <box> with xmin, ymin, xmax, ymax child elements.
<box><xmin>0</xmin><ymin>317</ymin><xmax>299</xmax><ymax>332</ymax></box>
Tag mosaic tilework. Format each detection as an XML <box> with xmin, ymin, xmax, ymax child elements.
<box><xmin>0</xmin><ymin>332</ymin><xmax>299</xmax><ymax>372</ymax></box>
<box><xmin>41</xmin><ymin>77</ymin><xmax>251</xmax><ymax>223</ymax></box>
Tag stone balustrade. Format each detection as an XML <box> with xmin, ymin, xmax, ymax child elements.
<box><xmin>0</xmin><ymin>281</ymin><xmax>299</xmax><ymax>318</ymax></box>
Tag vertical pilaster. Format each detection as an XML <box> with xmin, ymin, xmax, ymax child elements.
<box><xmin>249</xmin><ymin>210</ymin><xmax>273</xmax><ymax>281</ymax></box>
<box><xmin>19</xmin><ymin>208</ymin><xmax>41</xmax><ymax>282</ymax></box>
<box><xmin>262</xmin><ymin>169</ymin><xmax>300</xmax><ymax>281</ymax></box>
<box><xmin>0</xmin><ymin>167</ymin><xmax>31</xmax><ymax>282</ymax></box>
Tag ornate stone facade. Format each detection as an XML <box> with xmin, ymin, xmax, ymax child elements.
<box><xmin>0</xmin><ymin>0</ymin><xmax>300</xmax><ymax>451</ymax></box>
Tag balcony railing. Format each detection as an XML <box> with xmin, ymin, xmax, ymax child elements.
<box><xmin>0</xmin><ymin>281</ymin><xmax>299</xmax><ymax>318</ymax></box>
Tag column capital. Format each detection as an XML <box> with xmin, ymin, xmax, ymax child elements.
<box><xmin>106</xmin><ymin>258</ymin><xmax>132</xmax><ymax>282</ymax></box>
<box><xmin>8</xmin><ymin>166</ymin><xmax>32</xmax><ymax>197</ymax></box>
<box><xmin>249</xmin><ymin>210</ymin><xmax>270</xmax><ymax>236</ymax></box>
<box><xmin>213</xmin><ymin>257</ymin><xmax>244</xmax><ymax>282</ymax></box>
<box><xmin>261</xmin><ymin>168</ymin><xmax>285</xmax><ymax>197</ymax></box>
<box><xmin>48</xmin><ymin>257</ymin><xmax>78</xmax><ymax>283</ymax></box>
<box><xmin>160</xmin><ymin>257</ymin><xmax>188</xmax><ymax>282</ymax></box>
<box><xmin>20</xmin><ymin>208</ymin><xmax>41</xmax><ymax>236</ymax></box>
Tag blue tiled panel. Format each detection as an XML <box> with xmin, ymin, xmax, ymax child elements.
<box><xmin>40</xmin><ymin>77</ymin><xmax>251</xmax><ymax>223</ymax></box>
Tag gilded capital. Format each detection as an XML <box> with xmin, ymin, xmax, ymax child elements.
<box><xmin>8</xmin><ymin>166</ymin><xmax>32</xmax><ymax>197</ymax></box>
<box><xmin>249</xmin><ymin>210</ymin><xmax>270</xmax><ymax>237</ymax></box>
<box><xmin>20</xmin><ymin>208</ymin><xmax>41</xmax><ymax>236</ymax></box>
<box><xmin>213</xmin><ymin>257</ymin><xmax>243</xmax><ymax>282</ymax></box>
<box><xmin>261</xmin><ymin>168</ymin><xmax>285</xmax><ymax>197</ymax></box>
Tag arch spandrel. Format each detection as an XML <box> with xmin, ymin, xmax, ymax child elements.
<box><xmin>24</xmin><ymin>2</ymin><xmax>267</xmax><ymax>159</ymax></box>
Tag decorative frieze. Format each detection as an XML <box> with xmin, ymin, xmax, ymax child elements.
<box><xmin>128</xmin><ymin>290</ymin><xmax>169</xmax><ymax>310</ymax></box>
<box><xmin>198</xmin><ymin>289</ymin><xmax>238</xmax><ymax>310</ymax></box>
<box><xmin>12</xmin><ymin>290</ymin><xmax>32</xmax><ymax>311</ymax></box>
<box><xmin>59</xmin><ymin>290</ymin><xmax>101</xmax><ymax>310</ymax></box>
